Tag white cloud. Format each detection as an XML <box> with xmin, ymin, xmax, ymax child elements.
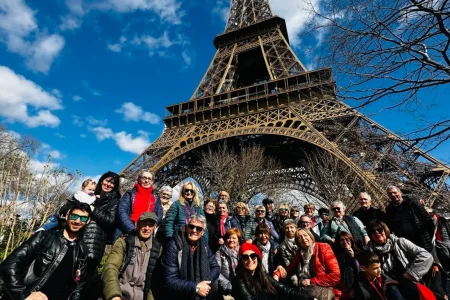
<box><xmin>55</xmin><ymin>132</ymin><xmax>66</xmax><ymax>138</ymax></box>
<box><xmin>115</xmin><ymin>102</ymin><xmax>161</xmax><ymax>124</ymax></box>
<box><xmin>72</xmin><ymin>115</ymin><xmax>84</xmax><ymax>127</ymax></box>
<box><xmin>49</xmin><ymin>150</ymin><xmax>63</xmax><ymax>159</ymax></box>
<box><xmin>29</xmin><ymin>159</ymin><xmax>50</xmax><ymax>173</ymax></box>
<box><xmin>86</xmin><ymin>116</ymin><xmax>108</xmax><ymax>126</ymax></box>
<box><xmin>60</xmin><ymin>15</ymin><xmax>82</xmax><ymax>31</ymax></box>
<box><xmin>0</xmin><ymin>0</ymin><xmax>65</xmax><ymax>73</ymax></box>
<box><xmin>0</xmin><ymin>66</ymin><xmax>62</xmax><ymax>127</ymax></box>
<box><xmin>114</xmin><ymin>131</ymin><xmax>149</xmax><ymax>154</ymax></box>
<box><xmin>89</xmin><ymin>126</ymin><xmax>114</xmax><ymax>141</ymax></box>
<box><xmin>89</xmin><ymin>126</ymin><xmax>150</xmax><ymax>154</ymax></box>
<box><xmin>73</xmin><ymin>95</ymin><xmax>83</xmax><ymax>101</ymax></box>
<box><xmin>94</xmin><ymin>0</ymin><xmax>184</xmax><ymax>24</ymax></box>
<box><xmin>270</xmin><ymin>0</ymin><xmax>321</xmax><ymax>48</ymax></box>
<box><xmin>107</xmin><ymin>43</ymin><xmax>122</xmax><ymax>52</ymax></box>
<box><xmin>212</xmin><ymin>0</ymin><xmax>229</xmax><ymax>23</ymax></box>
<box><xmin>80</xmin><ymin>133</ymin><xmax>87</xmax><ymax>138</ymax></box>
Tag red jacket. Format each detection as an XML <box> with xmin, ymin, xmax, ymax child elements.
<box><xmin>286</xmin><ymin>242</ymin><xmax>341</xmax><ymax>297</ymax></box>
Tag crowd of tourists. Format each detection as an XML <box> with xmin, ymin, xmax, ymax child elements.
<box><xmin>1</xmin><ymin>169</ymin><xmax>449</xmax><ymax>300</ymax></box>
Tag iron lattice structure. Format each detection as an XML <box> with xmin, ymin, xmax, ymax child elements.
<box><xmin>121</xmin><ymin>0</ymin><xmax>450</xmax><ymax>209</ymax></box>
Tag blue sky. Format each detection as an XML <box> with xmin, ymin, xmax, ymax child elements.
<box><xmin>1</xmin><ymin>0</ymin><xmax>449</xmax><ymax>186</ymax></box>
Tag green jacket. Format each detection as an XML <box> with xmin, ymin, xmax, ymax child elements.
<box><xmin>164</xmin><ymin>200</ymin><xmax>206</xmax><ymax>240</ymax></box>
<box><xmin>101</xmin><ymin>233</ymin><xmax>162</xmax><ymax>300</ymax></box>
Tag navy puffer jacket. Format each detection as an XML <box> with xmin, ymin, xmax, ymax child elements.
<box><xmin>161</xmin><ymin>228</ymin><xmax>220</xmax><ymax>297</ymax></box>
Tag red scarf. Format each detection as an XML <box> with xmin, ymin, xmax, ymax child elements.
<box><xmin>130</xmin><ymin>183</ymin><xmax>155</xmax><ymax>223</ymax></box>
<box><xmin>367</xmin><ymin>275</ymin><xmax>385</xmax><ymax>300</ymax></box>
<box><xmin>220</xmin><ymin>213</ymin><xmax>228</xmax><ymax>236</ymax></box>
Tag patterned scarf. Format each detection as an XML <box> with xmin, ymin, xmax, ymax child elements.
<box><xmin>220</xmin><ymin>213</ymin><xmax>229</xmax><ymax>236</ymax></box>
<box><xmin>257</xmin><ymin>241</ymin><xmax>271</xmax><ymax>273</ymax></box>
<box><xmin>298</xmin><ymin>243</ymin><xmax>314</xmax><ymax>280</ymax></box>
<box><xmin>183</xmin><ymin>200</ymin><xmax>197</xmax><ymax>225</ymax></box>
<box><xmin>370</xmin><ymin>237</ymin><xmax>396</xmax><ymax>275</ymax></box>
<box><xmin>221</xmin><ymin>244</ymin><xmax>239</xmax><ymax>278</ymax></box>
<box><xmin>284</xmin><ymin>236</ymin><xmax>298</xmax><ymax>256</ymax></box>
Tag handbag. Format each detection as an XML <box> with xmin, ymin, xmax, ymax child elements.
<box><xmin>305</xmin><ymin>284</ymin><xmax>335</xmax><ymax>300</ymax></box>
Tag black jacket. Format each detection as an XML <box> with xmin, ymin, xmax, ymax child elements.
<box><xmin>0</xmin><ymin>230</ymin><xmax>88</xmax><ymax>300</ymax></box>
<box><xmin>353</xmin><ymin>206</ymin><xmax>386</xmax><ymax>226</ymax></box>
<box><xmin>354</xmin><ymin>273</ymin><xmax>402</xmax><ymax>300</ymax></box>
<box><xmin>231</xmin><ymin>277</ymin><xmax>314</xmax><ymax>300</ymax></box>
<box><xmin>385</xmin><ymin>196</ymin><xmax>435</xmax><ymax>252</ymax></box>
<box><xmin>82</xmin><ymin>191</ymin><xmax>121</xmax><ymax>264</ymax></box>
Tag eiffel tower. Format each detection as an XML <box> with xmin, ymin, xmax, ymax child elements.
<box><xmin>121</xmin><ymin>0</ymin><xmax>450</xmax><ymax>210</ymax></box>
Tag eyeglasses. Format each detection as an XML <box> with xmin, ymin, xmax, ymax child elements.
<box><xmin>332</xmin><ymin>207</ymin><xmax>341</xmax><ymax>211</ymax></box>
<box><xmin>370</xmin><ymin>228</ymin><xmax>384</xmax><ymax>235</ymax></box>
<box><xmin>291</xmin><ymin>210</ymin><xmax>299</xmax><ymax>213</ymax></box>
<box><xmin>279</xmin><ymin>209</ymin><xmax>288</xmax><ymax>212</ymax></box>
<box><xmin>184</xmin><ymin>189</ymin><xmax>195</xmax><ymax>194</ymax></box>
<box><xmin>205</xmin><ymin>205</ymin><xmax>215</xmax><ymax>209</ymax></box>
<box><xmin>256</xmin><ymin>210</ymin><xmax>265</xmax><ymax>213</ymax></box>
<box><xmin>70</xmin><ymin>214</ymin><xmax>89</xmax><ymax>222</ymax></box>
<box><xmin>299</xmin><ymin>221</ymin><xmax>311</xmax><ymax>225</ymax></box>
<box><xmin>140</xmin><ymin>176</ymin><xmax>153</xmax><ymax>181</ymax></box>
<box><xmin>187</xmin><ymin>224</ymin><xmax>204</xmax><ymax>232</ymax></box>
<box><xmin>241</xmin><ymin>253</ymin><xmax>258</xmax><ymax>261</ymax></box>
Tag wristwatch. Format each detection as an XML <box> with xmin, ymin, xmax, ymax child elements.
<box><xmin>196</xmin><ymin>285</ymin><xmax>200</xmax><ymax>293</ymax></box>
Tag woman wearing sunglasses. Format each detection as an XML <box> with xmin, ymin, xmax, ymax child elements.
<box><xmin>367</xmin><ymin>220</ymin><xmax>434</xmax><ymax>300</ymax></box>
<box><xmin>231</xmin><ymin>243</ymin><xmax>315</xmax><ymax>300</ymax></box>
<box><xmin>165</xmin><ymin>181</ymin><xmax>206</xmax><ymax>241</ymax></box>
<box><xmin>273</xmin><ymin>203</ymin><xmax>290</xmax><ymax>242</ymax></box>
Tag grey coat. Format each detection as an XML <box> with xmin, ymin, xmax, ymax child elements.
<box><xmin>369</xmin><ymin>234</ymin><xmax>433</xmax><ymax>281</ymax></box>
<box><xmin>215</xmin><ymin>245</ymin><xmax>238</xmax><ymax>293</ymax></box>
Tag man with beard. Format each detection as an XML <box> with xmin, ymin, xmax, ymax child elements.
<box><xmin>0</xmin><ymin>202</ymin><xmax>91</xmax><ymax>300</ymax></box>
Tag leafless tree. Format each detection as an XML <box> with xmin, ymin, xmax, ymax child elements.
<box><xmin>0</xmin><ymin>125</ymin><xmax>78</xmax><ymax>259</ymax></box>
<box><xmin>199</xmin><ymin>142</ymin><xmax>287</xmax><ymax>205</ymax></box>
<box><xmin>301</xmin><ymin>0</ymin><xmax>450</xmax><ymax>149</ymax></box>
<box><xmin>304</xmin><ymin>149</ymin><xmax>379</xmax><ymax>212</ymax></box>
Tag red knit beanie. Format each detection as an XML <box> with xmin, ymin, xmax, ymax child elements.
<box><xmin>239</xmin><ymin>243</ymin><xmax>262</xmax><ymax>259</ymax></box>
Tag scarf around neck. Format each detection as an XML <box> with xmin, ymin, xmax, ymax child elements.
<box><xmin>177</xmin><ymin>227</ymin><xmax>211</xmax><ymax>300</ymax></box>
<box><xmin>219</xmin><ymin>213</ymin><xmax>229</xmax><ymax>236</ymax></box>
<box><xmin>284</xmin><ymin>236</ymin><xmax>298</xmax><ymax>255</ymax></box>
<box><xmin>183</xmin><ymin>200</ymin><xmax>197</xmax><ymax>225</ymax></box>
<box><xmin>298</xmin><ymin>243</ymin><xmax>315</xmax><ymax>280</ymax></box>
<box><xmin>220</xmin><ymin>244</ymin><xmax>239</xmax><ymax>276</ymax></box>
<box><xmin>257</xmin><ymin>241</ymin><xmax>271</xmax><ymax>273</ymax></box>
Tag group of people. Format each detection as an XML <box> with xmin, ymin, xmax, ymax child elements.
<box><xmin>0</xmin><ymin>170</ymin><xmax>449</xmax><ymax>300</ymax></box>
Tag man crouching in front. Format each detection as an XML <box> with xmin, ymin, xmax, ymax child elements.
<box><xmin>0</xmin><ymin>202</ymin><xmax>91</xmax><ymax>300</ymax></box>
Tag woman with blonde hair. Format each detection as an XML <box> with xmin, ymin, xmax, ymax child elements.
<box><xmin>234</xmin><ymin>201</ymin><xmax>257</xmax><ymax>243</ymax></box>
<box><xmin>273</xmin><ymin>203</ymin><xmax>290</xmax><ymax>242</ymax></box>
<box><xmin>165</xmin><ymin>181</ymin><xmax>206</xmax><ymax>240</ymax></box>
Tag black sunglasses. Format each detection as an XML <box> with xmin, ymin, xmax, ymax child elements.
<box><xmin>370</xmin><ymin>228</ymin><xmax>384</xmax><ymax>235</ymax></box>
<box><xmin>279</xmin><ymin>209</ymin><xmax>288</xmax><ymax>212</ymax></box>
<box><xmin>332</xmin><ymin>207</ymin><xmax>341</xmax><ymax>211</ymax></box>
<box><xmin>256</xmin><ymin>210</ymin><xmax>265</xmax><ymax>213</ymax></box>
<box><xmin>291</xmin><ymin>210</ymin><xmax>299</xmax><ymax>213</ymax></box>
<box><xmin>187</xmin><ymin>224</ymin><xmax>204</xmax><ymax>232</ymax></box>
<box><xmin>184</xmin><ymin>189</ymin><xmax>195</xmax><ymax>194</ymax></box>
<box><xmin>241</xmin><ymin>253</ymin><xmax>258</xmax><ymax>261</ymax></box>
<box><xmin>70</xmin><ymin>214</ymin><xmax>89</xmax><ymax>222</ymax></box>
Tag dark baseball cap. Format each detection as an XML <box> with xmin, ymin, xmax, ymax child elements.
<box><xmin>262</xmin><ymin>198</ymin><xmax>274</xmax><ymax>205</ymax></box>
<box><xmin>139</xmin><ymin>212</ymin><xmax>158</xmax><ymax>223</ymax></box>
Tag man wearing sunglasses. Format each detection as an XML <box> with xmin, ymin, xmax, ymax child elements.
<box><xmin>102</xmin><ymin>212</ymin><xmax>162</xmax><ymax>300</ymax></box>
<box><xmin>321</xmin><ymin>200</ymin><xmax>370</xmax><ymax>249</ymax></box>
<box><xmin>0</xmin><ymin>202</ymin><xmax>91</xmax><ymax>300</ymax></box>
<box><xmin>162</xmin><ymin>214</ymin><xmax>220</xmax><ymax>300</ymax></box>
<box><xmin>117</xmin><ymin>170</ymin><xmax>163</xmax><ymax>234</ymax></box>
